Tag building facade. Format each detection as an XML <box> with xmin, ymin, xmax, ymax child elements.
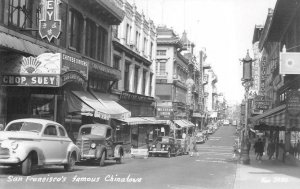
<box><xmin>0</xmin><ymin>0</ymin><xmax>128</xmax><ymax>140</ymax></box>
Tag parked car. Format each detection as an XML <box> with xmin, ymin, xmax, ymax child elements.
<box><xmin>176</xmin><ymin>139</ymin><xmax>188</xmax><ymax>155</ymax></box>
<box><xmin>148</xmin><ymin>136</ymin><xmax>177</xmax><ymax>158</ymax></box>
<box><xmin>76</xmin><ymin>124</ymin><xmax>124</xmax><ymax>166</ymax></box>
<box><xmin>0</xmin><ymin>118</ymin><xmax>79</xmax><ymax>175</ymax></box>
<box><xmin>195</xmin><ymin>133</ymin><xmax>205</xmax><ymax>144</ymax></box>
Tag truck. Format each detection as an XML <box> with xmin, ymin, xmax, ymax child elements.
<box><xmin>76</xmin><ymin>124</ymin><xmax>124</xmax><ymax>166</ymax></box>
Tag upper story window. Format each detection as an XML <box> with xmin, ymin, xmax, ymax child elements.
<box><xmin>124</xmin><ymin>62</ymin><xmax>130</xmax><ymax>92</ymax></box>
<box><xmin>125</xmin><ymin>23</ymin><xmax>131</xmax><ymax>45</ymax></box>
<box><xmin>85</xmin><ymin>18</ymin><xmax>97</xmax><ymax>59</ymax></box>
<box><xmin>156</xmin><ymin>60</ymin><xmax>167</xmax><ymax>75</ymax></box>
<box><xmin>142</xmin><ymin>70</ymin><xmax>147</xmax><ymax>95</ymax></box>
<box><xmin>134</xmin><ymin>66</ymin><xmax>139</xmax><ymax>93</ymax></box>
<box><xmin>135</xmin><ymin>31</ymin><xmax>140</xmax><ymax>49</ymax></box>
<box><xmin>68</xmin><ymin>8</ymin><xmax>83</xmax><ymax>53</ymax></box>
<box><xmin>97</xmin><ymin>26</ymin><xmax>107</xmax><ymax>63</ymax></box>
<box><xmin>157</xmin><ymin>50</ymin><xmax>166</xmax><ymax>56</ymax></box>
<box><xmin>143</xmin><ymin>37</ymin><xmax>148</xmax><ymax>55</ymax></box>
<box><xmin>150</xmin><ymin>42</ymin><xmax>153</xmax><ymax>59</ymax></box>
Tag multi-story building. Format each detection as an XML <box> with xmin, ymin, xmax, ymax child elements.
<box><xmin>155</xmin><ymin>26</ymin><xmax>195</xmax><ymax>134</ymax></box>
<box><xmin>0</xmin><ymin>0</ymin><xmax>129</xmax><ymax>139</ymax></box>
<box><xmin>252</xmin><ymin>0</ymin><xmax>300</xmax><ymax>158</ymax></box>
<box><xmin>111</xmin><ymin>0</ymin><xmax>171</xmax><ymax>151</ymax></box>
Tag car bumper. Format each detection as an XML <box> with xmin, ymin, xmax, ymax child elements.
<box><xmin>0</xmin><ymin>157</ymin><xmax>21</xmax><ymax>164</ymax></box>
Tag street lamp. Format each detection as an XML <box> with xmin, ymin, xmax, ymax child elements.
<box><xmin>239</xmin><ymin>50</ymin><xmax>254</xmax><ymax>165</ymax></box>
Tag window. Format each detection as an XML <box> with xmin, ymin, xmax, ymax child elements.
<box><xmin>68</xmin><ymin>8</ymin><xmax>83</xmax><ymax>52</ymax></box>
<box><xmin>159</xmin><ymin>60</ymin><xmax>166</xmax><ymax>74</ymax></box>
<box><xmin>134</xmin><ymin>66</ymin><xmax>139</xmax><ymax>93</ymax></box>
<box><xmin>135</xmin><ymin>31</ymin><xmax>140</xmax><ymax>49</ymax></box>
<box><xmin>125</xmin><ymin>24</ymin><xmax>131</xmax><ymax>45</ymax></box>
<box><xmin>113</xmin><ymin>56</ymin><xmax>120</xmax><ymax>89</ymax></box>
<box><xmin>58</xmin><ymin>127</ymin><xmax>66</xmax><ymax>137</ymax></box>
<box><xmin>150</xmin><ymin>42</ymin><xmax>153</xmax><ymax>59</ymax></box>
<box><xmin>143</xmin><ymin>37</ymin><xmax>148</xmax><ymax>55</ymax></box>
<box><xmin>124</xmin><ymin>62</ymin><xmax>130</xmax><ymax>92</ymax></box>
<box><xmin>157</xmin><ymin>50</ymin><xmax>166</xmax><ymax>55</ymax></box>
<box><xmin>85</xmin><ymin>18</ymin><xmax>97</xmax><ymax>58</ymax></box>
<box><xmin>97</xmin><ymin>26</ymin><xmax>107</xmax><ymax>63</ymax></box>
<box><xmin>44</xmin><ymin>125</ymin><xmax>57</xmax><ymax>136</ymax></box>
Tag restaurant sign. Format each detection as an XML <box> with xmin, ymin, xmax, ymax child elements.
<box><xmin>39</xmin><ymin>0</ymin><xmax>62</xmax><ymax>42</ymax></box>
<box><xmin>1</xmin><ymin>75</ymin><xmax>59</xmax><ymax>87</ymax></box>
<box><xmin>253</xmin><ymin>95</ymin><xmax>270</xmax><ymax>110</ymax></box>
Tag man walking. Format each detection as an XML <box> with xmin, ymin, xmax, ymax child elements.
<box><xmin>254</xmin><ymin>138</ymin><xmax>264</xmax><ymax>161</ymax></box>
<box><xmin>267</xmin><ymin>140</ymin><xmax>275</xmax><ymax>160</ymax></box>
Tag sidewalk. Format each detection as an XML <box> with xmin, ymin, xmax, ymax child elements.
<box><xmin>234</xmin><ymin>152</ymin><xmax>300</xmax><ymax>189</ymax></box>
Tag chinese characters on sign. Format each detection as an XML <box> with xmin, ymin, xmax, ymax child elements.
<box><xmin>260</xmin><ymin>56</ymin><xmax>266</xmax><ymax>94</ymax></box>
<box><xmin>39</xmin><ymin>0</ymin><xmax>62</xmax><ymax>42</ymax></box>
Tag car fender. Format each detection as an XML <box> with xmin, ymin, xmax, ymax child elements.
<box><xmin>2</xmin><ymin>140</ymin><xmax>43</xmax><ymax>164</ymax></box>
<box><xmin>66</xmin><ymin>143</ymin><xmax>80</xmax><ymax>161</ymax></box>
<box><xmin>95</xmin><ymin>145</ymin><xmax>106</xmax><ymax>159</ymax></box>
<box><xmin>114</xmin><ymin>145</ymin><xmax>123</xmax><ymax>158</ymax></box>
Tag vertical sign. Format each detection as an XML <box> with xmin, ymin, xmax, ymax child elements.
<box><xmin>260</xmin><ymin>56</ymin><xmax>266</xmax><ymax>94</ymax></box>
<box><xmin>39</xmin><ymin>0</ymin><xmax>62</xmax><ymax>42</ymax></box>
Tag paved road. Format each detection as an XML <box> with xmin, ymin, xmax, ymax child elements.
<box><xmin>0</xmin><ymin>125</ymin><xmax>238</xmax><ymax>189</ymax></box>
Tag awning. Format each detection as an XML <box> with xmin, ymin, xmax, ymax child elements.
<box><xmin>251</xmin><ymin>104</ymin><xmax>286</xmax><ymax>123</ymax></box>
<box><xmin>174</xmin><ymin>119</ymin><xmax>195</xmax><ymax>128</ymax></box>
<box><xmin>90</xmin><ymin>90</ymin><xmax>131</xmax><ymax>119</ymax></box>
<box><xmin>72</xmin><ymin>91</ymin><xmax>111</xmax><ymax>120</ymax></box>
<box><xmin>0</xmin><ymin>31</ymin><xmax>47</xmax><ymax>56</ymax></box>
<box><xmin>65</xmin><ymin>92</ymin><xmax>94</xmax><ymax>117</ymax></box>
<box><xmin>117</xmin><ymin>117</ymin><xmax>173</xmax><ymax>126</ymax></box>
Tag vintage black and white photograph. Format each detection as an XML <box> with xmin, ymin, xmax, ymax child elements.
<box><xmin>1</xmin><ymin>0</ymin><xmax>300</xmax><ymax>188</ymax></box>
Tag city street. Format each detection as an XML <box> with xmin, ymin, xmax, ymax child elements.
<box><xmin>0</xmin><ymin>126</ymin><xmax>238</xmax><ymax>189</ymax></box>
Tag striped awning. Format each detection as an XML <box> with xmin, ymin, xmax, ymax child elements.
<box><xmin>174</xmin><ymin>119</ymin><xmax>195</xmax><ymax>128</ymax></box>
<box><xmin>117</xmin><ymin>117</ymin><xmax>173</xmax><ymax>126</ymax></box>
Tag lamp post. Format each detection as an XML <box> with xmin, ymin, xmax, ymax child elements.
<box><xmin>239</xmin><ymin>50</ymin><xmax>254</xmax><ymax>165</ymax></box>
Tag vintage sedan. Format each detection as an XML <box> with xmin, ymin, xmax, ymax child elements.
<box><xmin>76</xmin><ymin>124</ymin><xmax>124</xmax><ymax>166</ymax></box>
<box><xmin>148</xmin><ymin>136</ymin><xmax>177</xmax><ymax>158</ymax></box>
<box><xmin>195</xmin><ymin>133</ymin><xmax>205</xmax><ymax>144</ymax></box>
<box><xmin>0</xmin><ymin>118</ymin><xmax>80</xmax><ymax>175</ymax></box>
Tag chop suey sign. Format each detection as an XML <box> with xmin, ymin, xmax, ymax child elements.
<box><xmin>39</xmin><ymin>0</ymin><xmax>62</xmax><ymax>42</ymax></box>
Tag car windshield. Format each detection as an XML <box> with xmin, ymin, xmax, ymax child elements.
<box><xmin>6</xmin><ymin>122</ymin><xmax>43</xmax><ymax>133</ymax></box>
<box><xmin>80</xmin><ymin>126</ymin><xmax>106</xmax><ymax>136</ymax></box>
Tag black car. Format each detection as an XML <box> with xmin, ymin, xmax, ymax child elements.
<box><xmin>148</xmin><ymin>136</ymin><xmax>177</xmax><ymax>158</ymax></box>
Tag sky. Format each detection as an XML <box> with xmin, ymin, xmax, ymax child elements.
<box><xmin>128</xmin><ymin>0</ymin><xmax>277</xmax><ymax>105</ymax></box>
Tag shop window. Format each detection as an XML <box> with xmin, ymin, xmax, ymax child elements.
<box><xmin>31</xmin><ymin>94</ymin><xmax>55</xmax><ymax>120</ymax></box>
<box><xmin>68</xmin><ymin>8</ymin><xmax>83</xmax><ymax>52</ymax></box>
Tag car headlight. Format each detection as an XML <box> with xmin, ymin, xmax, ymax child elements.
<box><xmin>11</xmin><ymin>141</ymin><xmax>19</xmax><ymax>150</ymax></box>
<box><xmin>162</xmin><ymin>144</ymin><xmax>165</xmax><ymax>148</ymax></box>
<box><xmin>152</xmin><ymin>145</ymin><xmax>155</xmax><ymax>148</ymax></box>
<box><xmin>90</xmin><ymin>143</ymin><xmax>96</xmax><ymax>149</ymax></box>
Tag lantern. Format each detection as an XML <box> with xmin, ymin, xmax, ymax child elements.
<box><xmin>241</xmin><ymin>50</ymin><xmax>254</xmax><ymax>81</ymax></box>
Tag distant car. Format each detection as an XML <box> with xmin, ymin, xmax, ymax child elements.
<box><xmin>149</xmin><ymin>136</ymin><xmax>177</xmax><ymax>158</ymax></box>
<box><xmin>195</xmin><ymin>133</ymin><xmax>205</xmax><ymax>144</ymax></box>
<box><xmin>0</xmin><ymin>118</ymin><xmax>80</xmax><ymax>175</ymax></box>
<box><xmin>76</xmin><ymin>124</ymin><xmax>124</xmax><ymax>166</ymax></box>
<box><xmin>207</xmin><ymin>128</ymin><xmax>214</xmax><ymax>134</ymax></box>
<box><xmin>223</xmin><ymin>120</ymin><xmax>230</xmax><ymax>126</ymax></box>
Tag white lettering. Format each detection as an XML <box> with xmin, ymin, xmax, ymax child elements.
<box><xmin>31</xmin><ymin>77</ymin><xmax>36</xmax><ymax>84</ymax></box>
<box><xmin>47</xmin><ymin>11</ymin><xmax>54</xmax><ymax>20</ymax></box>
<box><xmin>44</xmin><ymin>77</ymin><xmax>48</xmax><ymax>85</ymax></box>
<box><xmin>47</xmin><ymin>0</ymin><xmax>54</xmax><ymax>9</ymax></box>
<box><xmin>49</xmin><ymin>77</ymin><xmax>55</xmax><ymax>84</ymax></box>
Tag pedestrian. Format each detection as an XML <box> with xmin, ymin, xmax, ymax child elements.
<box><xmin>254</xmin><ymin>138</ymin><xmax>264</xmax><ymax>161</ymax></box>
<box><xmin>296</xmin><ymin>140</ymin><xmax>300</xmax><ymax>159</ymax></box>
<box><xmin>278</xmin><ymin>139</ymin><xmax>285</xmax><ymax>162</ymax></box>
<box><xmin>189</xmin><ymin>136</ymin><xmax>198</xmax><ymax>157</ymax></box>
<box><xmin>267</xmin><ymin>140</ymin><xmax>275</xmax><ymax>160</ymax></box>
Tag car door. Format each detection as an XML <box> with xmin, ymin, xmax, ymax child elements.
<box><xmin>105</xmin><ymin>128</ymin><xmax>114</xmax><ymax>157</ymax></box>
<box><xmin>41</xmin><ymin>125</ymin><xmax>63</xmax><ymax>163</ymax></box>
<box><xmin>57</xmin><ymin>125</ymin><xmax>71</xmax><ymax>160</ymax></box>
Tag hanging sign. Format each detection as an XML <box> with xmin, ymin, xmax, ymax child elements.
<box><xmin>39</xmin><ymin>0</ymin><xmax>62</xmax><ymax>42</ymax></box>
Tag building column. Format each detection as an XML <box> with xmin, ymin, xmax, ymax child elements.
<box><xmin>119</xmin><ymin>52</ymin><xmax>126</xmax><ymax>91</ymax></box>
<box><xmin>137</xmin><ymin>67</ymin><xmax>143</xmax><ymax>94</ymax></box>
<box><xmin>145</xmin><ymin>71</ymin><xmax>150</xmax><ymax>96</ymax></box>
<box><xmin>81</xmin><ymin>16</ymin><xmax>87</xmax><ymax>54</ymax></box>
<box><xmin>129</xmin><ymin>63</ymin><xmax>135</xmax><ymax>93</ymax></box>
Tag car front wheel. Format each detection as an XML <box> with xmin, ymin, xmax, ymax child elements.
<box><xmin>21</xmin><ymin>154</ymin><xmax>32</xmax><ymax>176</ymax></box>
<box><xmin>64</xmin><ymin>152</ymin><xmax>76</xmax><ymax>172</ymax></box>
